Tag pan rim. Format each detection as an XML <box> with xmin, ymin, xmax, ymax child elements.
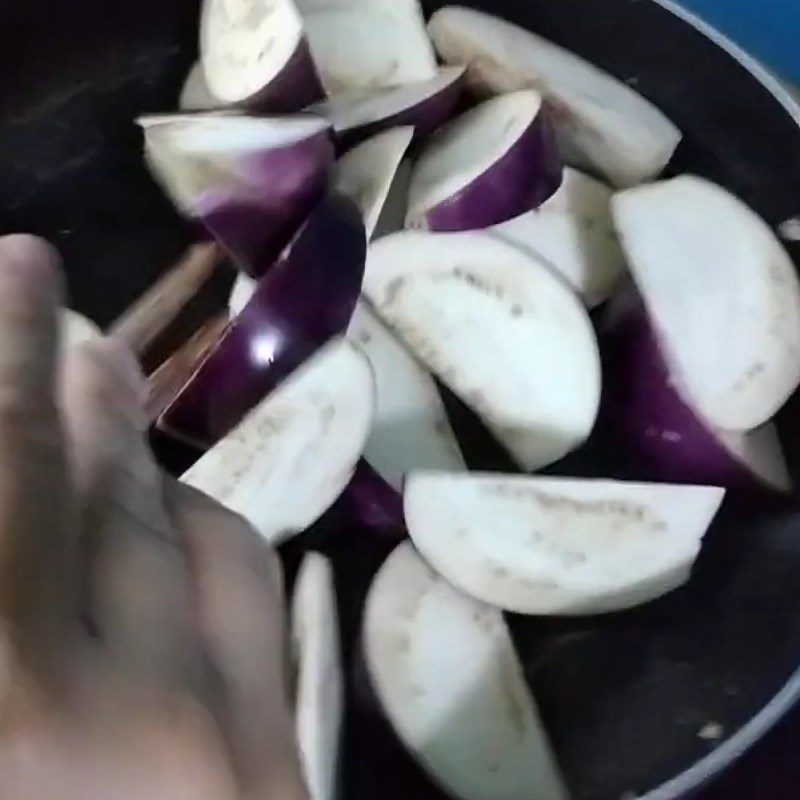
<box><xmin>639</xmin><ymin>7</ymin><xmax>800</xmax><ymax>797</ymax></box>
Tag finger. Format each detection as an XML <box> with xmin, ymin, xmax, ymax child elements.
<box><xmin>60</xmin><ymin>337</ymin><xmax>204</xmax><ymax>686</ymax></box>
<box><xmin>171</xmin><ymin>482</ymin><xmax>306</xmax><ymax>800</ymax></box>
<box><xmin>0</xmin><ymin>235</ymin><xmax>74</xmax><ymax>642</ymax></box>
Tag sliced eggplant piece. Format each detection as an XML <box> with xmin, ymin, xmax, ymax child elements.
<box><xmin>488</xmin><ymin>168</ymin><xmax>625</xmax><ymax>308</ymax></box>
<box><xmin>229</xmin><ymin>272</ymin><xmax>257</xmax><ymax>318</ymax></box>
<box><xmin>200</xmin><ymin>0</ymin><xmax>324</xmax><ymax>111</ymax></box>
<box><xmin>406</xmin><ymin>90</ymin><xmax>562</xmax><ymax>231</ymax></box>
<box><xmin>334</xmin><ymin>128</ymin><xmax>414</xmax><ymax>239</ymax></box>
<box><xmin>428</xmin><ymin>6</ymin><xmax>681</xmax><ymax>188</ymax></box>
<box><xmin>142</xmin><ymin>112</ymin><xmax>333</xmax><ymax>275</ymax></box>
<box><xmin>405</xmin><ymin>471</ymin><xmax>726</xmax><ymax>615</ymax></box>
<box><xmin>347</xmin><ymin>300</ymin><xmax>464</xmax><ymax>489</ymax></box>
<box><xmin>364</xmin><ymin>542</ymin><xmax>568</xmax><ymax>800</ymax></box>
<box><xmin>160</xmin><ymin>194</ymin><xmax>366</xmax><ymax>449</ymax></box>
<box><xmin>330</xmin><ymin>460</ymin><xmax>406</xmax><ymax>539</ymax></box>
<box><xmin>602</xmin><ymin>291</ymin><xmax>791</xmax><ymax>495</ymax></box>
<box><xmin>303</xmin><ymin>2</ymin><xmax>436</xmax><ymax>95</ymax></box>
<box><xmin>363</xmin><ymin>230</ymin><xmax>600</xmax><ymax>471</ymax></box>
<box><xmin>291</xmin><ymin>553</ymin><xmax>343</xmax><ymax>800</ymax></box>
<box><xmin>373</xmin><ymin>159</ymin><xmax>413</xmax><ymax>239</ymax></box>
<box><xmin>182</xmin><ymin>338</ymin><xmax>374</xmax><ymax>544</ymax></box>
<box><xmin>309</xmin><ymin>67</ymin><xmax>464</xmax><ymax>150</ymax></box>
<box><xmin>613</xmin><ymin>175</ymin><xmax>800</xmax><ymax>431</ymax></box>
<box><xmin>145</xmin><ymin>314</ymin><xmax>230</xmax><ymax>423</ymax></box>
<box><xmin>179</xmin><ymin>62</ymin><xmax>218</xmax><ymax>111</ymax></box>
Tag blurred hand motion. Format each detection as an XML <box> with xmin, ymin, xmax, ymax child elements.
<box><xmin>0</xmin><ymin>234</ymin><xmax>305</xmax><ymax>800</ymax></box>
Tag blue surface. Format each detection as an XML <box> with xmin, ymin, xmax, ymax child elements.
<box><xmin>680</xmin><ymin>0</ymin><xmax>800</xmax><ymax>82</ymax></box>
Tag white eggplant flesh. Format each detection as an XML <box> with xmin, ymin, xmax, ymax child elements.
<box><xmin>200</xmin><ymin>0</ymin><xmax>323</xmax><ymax>111</ymax></box>
<box><xmin>347</xmin><ymin>300</ymin><xmax>465</xmax><ymax>490</ymax></box>
<box><xmin>364</xmin><ymin>542</ymin><xmax>568</xmax><ymax>800</ymax></box>
<box><xmin>373</xmin><ymin>159</ymin><xmax>413</xmax><ymax>239</ymax></box>
<box><xmin>334</xmin><ymin>127</ymin><xmax>414</xmax><ymax>239</ymax></box>
<box><xmin>363</xmin><ymin>230</ymin><xmax>601</xmax><ymax>471</ymax></box>
<box><xmin>291</xmin><ymin>553</ymin><xmax>343</xmax><ymax>800</ymax></box>
<box><xmin>303</xmin><ymin>1</ymin><xmax>437</xmax><ymax>94</ymax></box>
<box><xmin>405</xmin><ymin>472</ymin><xmax>726</xmax><ymax>616</ymax></box>
<box><xmin>613</xmin><ymin>175</ymin><xmax>800</xmax><ymax>431</ymax></box>
<box><xmin>179</xmin><ymin>62</ymin><xmax>218</xmax><ymax>111</ymax></box>
<box><xmin>181</xmin><ymin>338</ymin><xmax>375</xmax><ymax>545</ymax></box>
<box><xmin>229</xmin><ymin>272</ymin><xmax>258</xmax><ymax>318</ymax></box>
<box><xmin>428</xmin><ymin>6</ymin><xmax>682</xmax><ymax>188</ymax></box>
<box><xmin>489</xmin><ymin>168</ymin><xmax>626</xmax><ymax>308</ymax></box>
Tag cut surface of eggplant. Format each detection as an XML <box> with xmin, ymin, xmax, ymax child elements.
<box><xmin>364</xmin><ymin>230</ymin><xmax>600</xmax><ymax>470</ymax></box>
<box><xmin>406</xmin><ymin>89</ymin><xmax>562</xmax><ymax>231</ymax></box>
<box><xmin>364</xmin><ymin>542</ymin><xmax>568</xmax><ymax>800</ymax></box>
<box><xmin>428</xmin><ymin>5</ymin><xmax>681</xmax><ymax>187</ymax></box>
<box><xmin>291</xmin><ymin>553</ymin><xmax>343</xmax><ymax>800</ymax></box>
<box><xmin>405</xmin><ymin>471</ymin><xmax>726</xmax><ymax>615</ymax></box>
<box><xmin>347</xmin><ymin>300</ymin><xmax>464</xmax><ymax>489</ymax></box>
<box><xmin>201</xmin><ymin>0</ymin><xmax>324</xmax><ymax>110</ymax></box>
<box><xmin>614</xmin><ymin>175</ymin><xmax>800</xmax><ymax>432</ymax></box>
<box><xmin>181</xmin><ymin>338</ymin><xmax>375</xmax><ymax>545</ymax></box>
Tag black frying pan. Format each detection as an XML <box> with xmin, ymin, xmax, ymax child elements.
<box><xmin>2</xmin><ymin>1</ymin><xmax>800</xmax><ymax>799</ymax></box>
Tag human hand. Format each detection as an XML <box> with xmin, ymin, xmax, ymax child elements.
<box><xmin>0</xmin><ymin>235</ymin><xmax>306</xmax><ymax>800</ymax></box>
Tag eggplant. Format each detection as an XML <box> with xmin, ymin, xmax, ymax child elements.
<box><xmin>363</xmin><ymin>542</ymin><xmax>568</xmax><ymax>800</ymax></box>
<box><xmin>363</xmin><ymin>230</ymin><xmax>601</xmax><ymax>471</ymax></box>
<box><xmin>428</xmin><ymin>5</ymin><xmax>682</xmax><ymax>188</ymax></box>
<box><xmin>347</xmin><ymin>300</ymin><xmax>464</xmax><ymax>489</ymax></box>
<box><xmin>228</xmin><ymin>272</ymin><xmax>257</xmax><ymax>318</ymax></box>
<box><xmin>488</xmin><ymin>168</ymin><xmax>625</xmax><ymax>308</ymax></box>
<box><xmin>291</xmin><ymin>553</ymin><xmax>343</xmax><ymax>800</ymax></box>
<box><xmin>160</xmin><ymin>193</ymin><xmax>366</xmax><ymax>448</ymax></box>
<box><xmin>309</xmin><ymin>67</ymin><xmax>464</xmax><ymax>150</ymax></box>
<box><xmin>373</xmin><ymin>159</ymin><xmax>413</xmax><ymax>239</ymax></box>
<box><xmin>602</xmin><ymin>291</ymin><xmax>791</xmax><ymax>495</ymax></box>
<box><xmin>141</xmin><ymin>112</ymin><xmax>334</xmax><ymax>275</ymax></box>
<box><xmin>145</xmin><ymin>314</ymin><xmax>230</xmax><ymax>423</ymax></box>
<box><xmin>405</xmin><ymin>471</ymin><xmax>725</xmax><ymax>615</ymax></box>
<box><xmin>329</xmin><ymin>460</ymin><xmax>406</xmax><ymax>539</ymax></box>
<box><xmin>229</xmin><ymin>266</ymin><xmax>462</xmax><ymax>499</ymax></box>
<box><xmin>613</xmin><ymin>175</ymin><xmax>800</xmax><ymax>431</ymax></box>
<box><xmin>405</xmin><ymin>90</ymin><xmax>562</xmax><ymax>231</ymax></box>
<box><xmin>302</xmin><ymin>0</ymin><xmax>436</xmax><ymax>94</ymax></box>
<box><xmin>181</xmin><ymin>338</ymin><xmax>375</xmax><ymax>544</ymax></box>
<box><xmin>333</xmin><ymin>128</ymin><xmax>414</xmax><ymax>239</ymax></box>
<box><xmin>200</xmin><ymin>0</ymin><xmax>325</xmax><ymax>111</ymax></box>
<box><xmin>179</xmin><ymin>62</ymin><xmax>217</xmax><ymax>111</ymax></box>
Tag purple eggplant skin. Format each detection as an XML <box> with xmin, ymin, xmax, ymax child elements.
<box><xmin>335</xmin><ymin>73</ymin><xmax>465</xmax><ymax>152</ymax></box>
<box><xmin>330</xmin><ymin>461</ymin><xmax>406</xmax><ymax>540</ymax></box>
<box><xmin>418</xmin><ymin>109</ymin><xmax>563</xmax><ymax>232</ymax></box>
<box><xmin>197</xmin><ymin>126</ymin><xmax>334</xmax><ymax>276</ymax></box>
<box><xmin>245</xmin><ymin>40</ymin><xmax>326</xmax><ymax>113</ymax></box>
<box><xmin>158</xmin><ymin>193</ymin><xmax>367</xmax><ymax>449</ymax></box>
<box><xmin>601</xmin><ymin>292</ymin><xmax>789</xmax><ymax>502</ymax></box>
<box><xmin>207</xmin><ymin>37</ymin><xmax>326</xmax><ymax>113</ymax></box>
